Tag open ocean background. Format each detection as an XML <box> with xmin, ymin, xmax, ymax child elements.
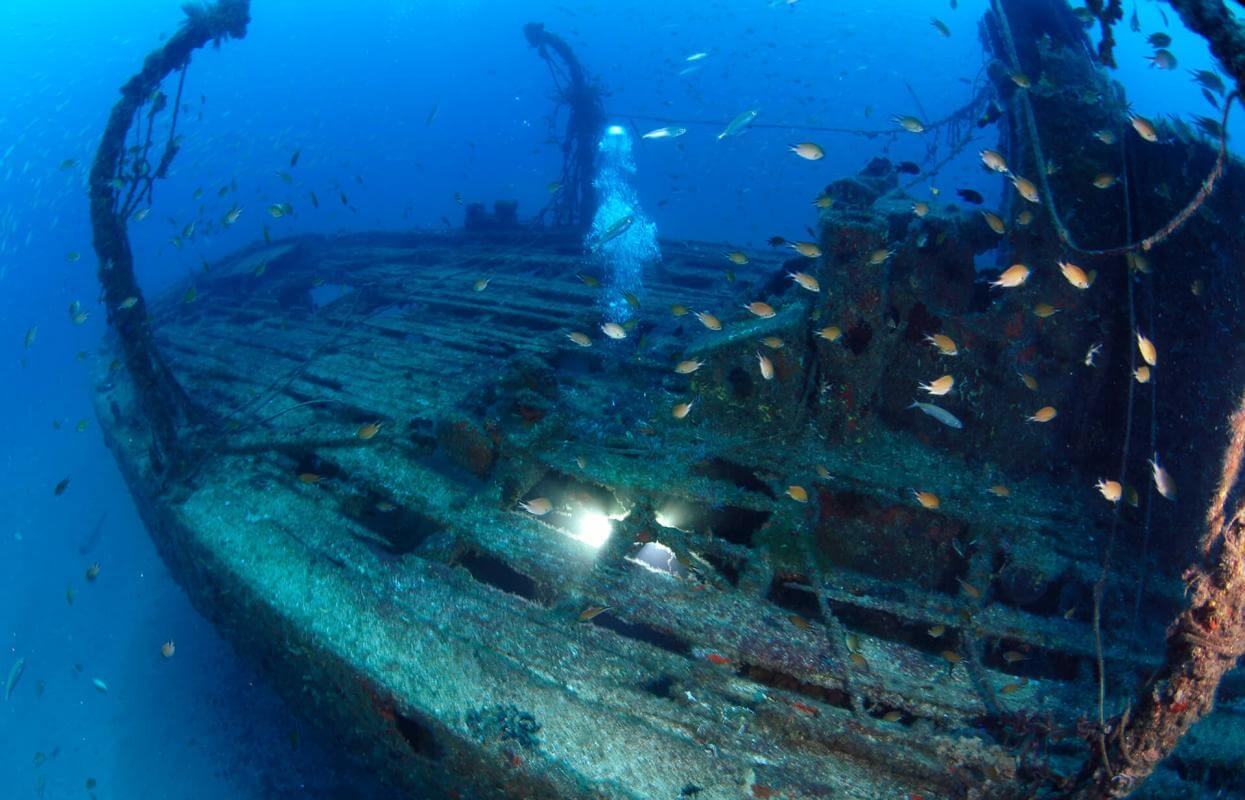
<box><xmin>0</xmin><ymin>1</ymin><xmax>1237</xmax><ymax>796</ymax></box>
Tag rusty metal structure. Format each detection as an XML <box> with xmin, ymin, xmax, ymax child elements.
<box><xmin>90</xmin><ymin>2</ymin><xmax>1245</xmax><ymax>798</ymax></box>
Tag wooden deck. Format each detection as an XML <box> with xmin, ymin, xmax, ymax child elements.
<box><xmin>92</xmin><ymin>229</ymin><xmax>1232</xmax><ymax>799</ymax></box>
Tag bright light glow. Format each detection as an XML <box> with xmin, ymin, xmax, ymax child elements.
<box><xmin>606</xmin><ymin>124</ymin><xmax>625</xmax><ymax>136</ymax></box>
<box><xmin>655</xmin><ymin>509</ymin><xmax>677</xmax><ymax>529</ymax></box>
<box><xmin>574</xmin><ymin>510</ymin><xmax>613</xmax><ymax>549</ymax></box>
<box><xmin>627</xmin><ymin>541</ymin><xmax>688</xmax><ymax>578</ymax></box>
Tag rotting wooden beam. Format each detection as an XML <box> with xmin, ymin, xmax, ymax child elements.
<box><xmin>1070</xmin><ymin>391</ymin><xmax>1245</xmax><ymax>798</ymax></box>
<box><xmin>88</xmin><ymin>0</ymin><xmax>251</xmax><ymax>476</ymax></box>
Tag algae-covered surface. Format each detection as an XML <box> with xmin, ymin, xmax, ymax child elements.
<box><xmin>88</xmin><ymin>228</ymin><xmax>1242</xmax><ymax>799</ymax></box>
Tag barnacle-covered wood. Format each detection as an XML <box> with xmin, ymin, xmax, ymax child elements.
<box><xmin>1071</xmin><ymin>394</ymin><xmax>1245</xmax><ymax>799</ymax></box>
<box><xmin>93</xmin><ymin>223</ymin><xmax>1245</xmax><ymax>799</ymax></box>
<box><xmin>88</xmin><ymin>0</ymin><xmax>251</xmax><ymax>472</ymax></box>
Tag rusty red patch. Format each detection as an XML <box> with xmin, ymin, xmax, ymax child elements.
<box><xmin>1003</xmin><ymin>311</ymin><xmax>1024</xmax><ymax>340</ymax></box>
<box><xmin>706</xmin><ymin>652</ymin><xmax>731</xmax><ymax>666</ymax></box>
<box><xmin>792</xmin><ymin>700</ymin><xmax>820</xmax><ymax>716</ymax></box>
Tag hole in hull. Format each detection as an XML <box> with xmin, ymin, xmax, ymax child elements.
<box><xmin>456</xmin><ymin>550</ymin><xmax>548</xmax><ymax>605</ymax></box>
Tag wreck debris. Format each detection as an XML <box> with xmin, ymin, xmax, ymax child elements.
<box><xmin>524</xmin><ymin>22</ymin><xmax>604</xmax><ymax>229</ymax></box>
<box><xmin>1070</xmin><ymin>392</ymin><xmax>1245</xmax><ymax>797</ymax></box>
<box><xmin>87</xmin><ymin>0</ymin><xmax>252</xmax><ymax>474</ymax></box>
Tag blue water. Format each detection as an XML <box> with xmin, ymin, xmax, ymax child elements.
<box><xmin>0</xmin><ymin>1</ymin><xmax>1238</xmax><ymax>797</ymax></box>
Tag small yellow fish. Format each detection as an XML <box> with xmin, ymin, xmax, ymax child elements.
<box><xmin>1134</xmin><ymin>365</ymin><xmax>1151</xmax><ymax>384</ymax></box>
<box><xmin>757</xmin><ymin>352</ymin><xmax>775</xmax><ymax>380</ymax></box>
<box><xmin>1092</xmin><ymin>173</ymin><xmax>1118</xmax><ymax>189</ymax></box>
<box><xmin>815</xmin><ymin>464</ymin><xmax>831</xmax><ymax>479</ymax></box>
<box><xmin>990</xmin><ymin>264</ymin><xmax>1030</xmax><ymax>288</ymax></box>
<box><xmin>881</xmin><ymin>710</ymin><xmax>903</xmax><ymax>723</ymax></box>
<box><xmin>930</xmin><ymin>17</ymin><xmax>951</xmax><ymax>37</ymax></box>
<box><xmin>988</xmin><ymin>484</ymin><xmax>1011</xmax><ymax>498</ymax></box>
<box><xmin>1017</xmin><ymin>209</ymin><xmax>1035</xmax><ymax>226</ymax></box>
<box><xmin>817</xmin><ymin>326</ymin><xmax>842</xmax><ymax>342</ymax></box>
<box><xmin>71</xmin><ymin>311</ymin><xmax>89</xmax><ymax>325</ymax></box>
<box><xmin>674</xmin><ymin>359</ymin><xmax>704</xmax><ymax>374</ymax></box>
<box><xmin>789</xmin><ymin>614</ymin><xmax>810</xmax><ymax>631</ymax></box>
<box><xmin>695</xmin><ymin>311</ymin><xmax>722</xmax><ymax>331</ymax></box>
<box><xmin>1018</xmin><ymin>372</ymin><xmax>1038</xmax><ymax>390</ymax></box>
<box><xmin>787</xmin><ymin>485</ymin><xmax>809</xmax><ymax>503</ymax></box>
<box><xmin>297</xmin><ymin>472</ymin><xmax>323</xmax><ymax>484</ymax></box>
<box><xmin>867</xmin><ymin>248</ymin><xmax>894</xmax><ymax>266</ymax></box>
<box><xmin>577</xmin><ymin>605</ymin><xmax>611</xmax><ymax>623</ymax></box>
<box><xmin>788</xmin><ymin>142</ymin><xmax>824</xmax><ymax>161</ymax></box>
<box><xmin>892</xmin><ymin>115</ymin><xmax>926</xmax><ymax>133</ymax></box>
<box><xmin>725</xmin><ymin>250</ymin><xmax>749</xmax><ymax>265</ymax></box>
<box><xmin>1000</xmin><ymin>679</ymin><xmax>1029</xmax><ymax>695</ymax></box>
<box><xmin>979</xmin><ymin>149</ymin><xmax>1008</xmax><ymax>173</ymax></box>
<box><xmin>670</xmin><ymin>304</ymin><xmax>689</xmax><ymax>317</ymax></box>
<box><xmin>566</xmin><ymin>331</ymin><xmax>592</xmax><ymax>347</ymax></box>
<box><xmin>957</xmin><ymin>577</ymin><xmax>981</xmax><ymax>599</ymax></box>
<box><xmin>577</xmin><ymin>272</ymin><xmax>600</xmax><ymax>288</ymax></box>
<box><xmin>913</xmin><ymin>490</ymin><xmax>940</xmax><ymax>509</ymax></box>
<box><xmin>161</xmin><ymin>641</ymin><xmax>176</xmax><ymax>659</ymax></box>
<box><xmin>1095</xmin><ymin>479</ymin><xmax>1122</xmax><ymax>503</ymax></box>
<box><xmin>912</xmin><ymin>201</ymin><xmax>930</xmax><ymax>218</ymax></box>
<box><xmin>942</xmin><ymin>650</ymin><xmax>964</xmax><ymax>664</ymax></box>
<box><xmin>520</xmin><ymin>497</ymin><xmax>553</xmax><ymax>515</ymax></box>
<box><xmin>1094</xmin><ymin>129</ymin><xmax>1117</xmax><ymax>145</ymax></box>
<box><xmin>789</xmin><ymin>241</ymin><xmax>822</xmax><ymax>258</ymax></box>
<box><xmin>1032</xmin><ymin>302</ymin><xmax>1059</xmax><ymax>319</ymax></box>
<box><xmin>744</xmin><ymin>301</ymin><xmax>776</xmax><ymax>319</ymax></box>
<box><xmin>1131</xmin><ymin>114</ymin><xmax>1159</xmax><ymax>143</ymax></box>
<box><xmin>66</xmin><ymin>251</ymin><xmax>81</xmax><ymax>263</ymax></box>
<box><xmin>601</xmin><ymin>322</ymin><xmax>627</xmax><ymax>340</ymax></box>
<box><xmin>788</xmin><ymin>271</ymin><xmax>819</xmax><ymax>292</ymax></box>
<box><xmin>1002</xmin><ymin>650</ymin><xmax>1026</xmax><ymax>664</ymax></box>
<box><xmin>1136</xmin><ymin>331</ymin><xmax>1157</xmax><ymax>366</ymax></box>
<box><xmin>1011</xmin><ymin>175</ymin><xmax>1040</xmax><ymax>203</ymax></box>
<box><xmin>760</xmin><ymin>336</ymin><xmax>784</xmax><ymax>349</ymax></box>
<box><xmin>672</xmin><ymin>401</ymin><xmax>694</xmax><ymax>419</ymax></box>
<box><xmin>118</xmin><ymin>296</ymin><xmax>138</xmax><ymax>310</ymax></box>
<box><xmin>928</xmin><ymin>624</ymin><xmax>947</xmax><ymax>637</ymax></box>
<box><xmin>473</xmin><ymin>277</ymin><xmax>491</xmax><ymax>292</ymax></box>
<box><xmin>1127</xmin><ymin>252</ymin><xmax>1151</xmax><ymax>273</ymax></box>
<box><xmin>925</xmin><ymin>333</ymin><xmax>958</xmax><ymax>356</ymax></box>
<box><xmin>1028</xmin><ymin>406</ymin><xmax>1058</xmax><ymax>423</ymax></box>
<box><xmin>1010</xmin><ymin>72</ymin><xmax>1031</xmax><ymax>89</ymax></box>
<box><xmin>918</xmin><ymin>374</ymin><xmax>954</xmax><ymax>396</ymax></box>
<box><xmin>812</xmin><ymin>193</ymin><xmax>833</xmax><ymax>209</ymax></box>
<box><xmin>981</xmin><ymin>211</ymin><xmax>1005</xmax><ymax>235</ymax></box>
<box><xmin>1059</xmin><ymin>261</ymin><xmax>1091</xmax><ymax>289</ymax></box>
<box><xmin>356</xmin><ymin>422</ymin><xmax>382</xmax><ymax>440</ymax></box>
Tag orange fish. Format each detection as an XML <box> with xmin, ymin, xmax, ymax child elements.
<box><xmin>356</xmin><ymin>422</ymin><xmax>382</xmax><ymax>440</ymax></box>
<box><xmin>1027</xmin><ymin>405</ymin><xmax>1057</xmax><ymax>423</ymax></box>
<box><xmin>577</xmin><ymin>605</ymin><xmax>611</xmax><ymax>622</ymax></box>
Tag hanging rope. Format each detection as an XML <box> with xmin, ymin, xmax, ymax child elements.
<box><xmin>991</xmin><ymin>0</ymin><xmax>1236</xmax><ymax>258</ymax></box>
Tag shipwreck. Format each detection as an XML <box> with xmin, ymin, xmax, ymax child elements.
<box><xmin>88</xmin><ymin>1</ymin><xmax>1245</xmax><ymax>798</ymax></box>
